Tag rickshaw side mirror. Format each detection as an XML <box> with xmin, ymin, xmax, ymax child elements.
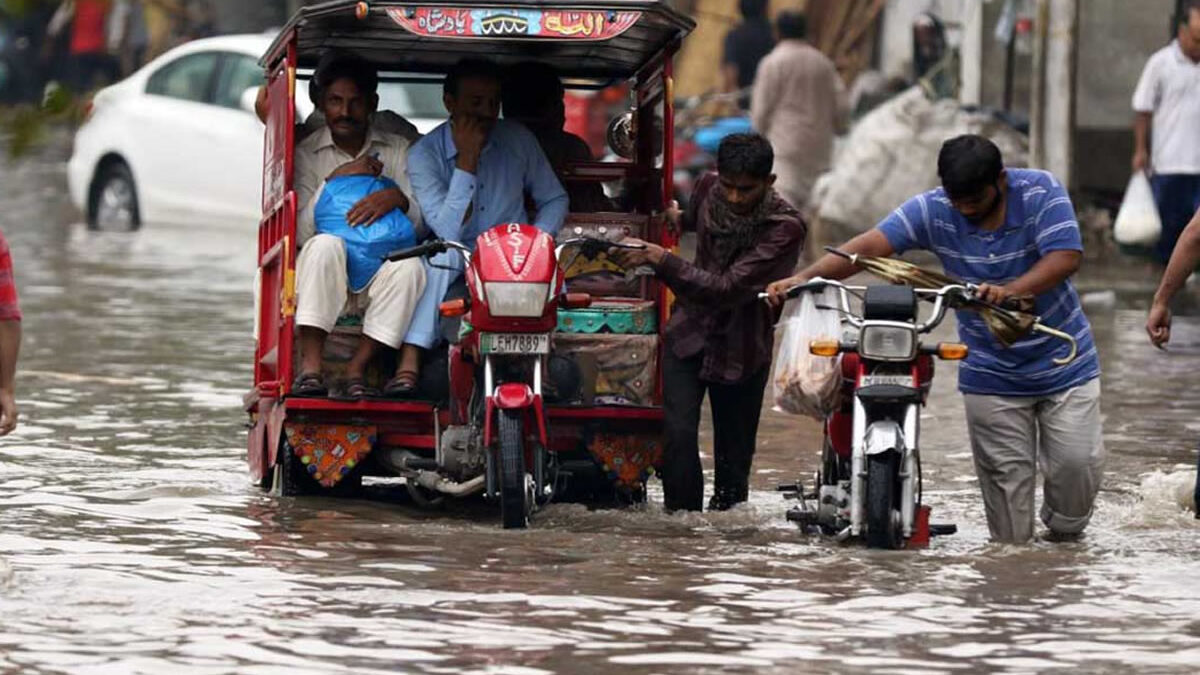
<box><xmin>606</xmin><ymin>112</ymin><xmax>636</xmax><ymax>159</ymax></box>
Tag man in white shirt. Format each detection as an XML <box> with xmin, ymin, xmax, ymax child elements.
<box><xmin>1132</xmin><ymin>0</ymin><xmax>1200</xmax><ymax>263</ymax></box>
<box><xmin>292</xmin><ymin>54</ymin><xmax>426</xmax><ymax>398</ymax></box>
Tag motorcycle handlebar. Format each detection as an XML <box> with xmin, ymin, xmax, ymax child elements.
<box><xmin>383</xmin><ymin>239</ymin><xmax>471</xmax><ymax>263</ymax></box>
<box><xmin>759</xmin><ymin>278</ymin><xmax>1079</xmax><ymax>364</ymax></box>
<box><xmin>554</xmin><ymin>236</ymin><xmax>647</xmax><ymax>262</ymax></box>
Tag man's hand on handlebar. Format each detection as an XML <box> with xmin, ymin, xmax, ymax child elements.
<box><xmin>765</xmin><ymin>274</ymin><xmax>811</xmax><ymax>307</ymax></box>
<box><xmin>974</xmin><ymin>282</ymin><xmax>1014</xmax><ymax>307</ymax></box>
<box><xmin>609</xmin><ymin>237</ymin><xmax>665</xmax><ymax>267</ymax></box>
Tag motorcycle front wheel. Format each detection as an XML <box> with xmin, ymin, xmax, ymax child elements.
<box><xmin>865</xmin><ymin>451</ymin><xmax>903</xmax><ymax>549</ymax></box>
<box><xmin>498</xmin><ymin>409</ymin><xmax>530</xmax><ymax>529</ymax></box>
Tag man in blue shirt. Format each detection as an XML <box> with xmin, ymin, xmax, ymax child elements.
<box><xmin>767</xmin><ymin>135</ymin><xmax>1104</xmax><ymax>543</ymax></box>
<box><xmin>400</xmin><ymin>58</ymin><xmax>569</xmax><ymax>392</ymax></box>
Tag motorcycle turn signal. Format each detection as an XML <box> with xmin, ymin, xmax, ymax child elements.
<box><xmin>934</xmin><ymin>342</ymin><xmax>969</xmax><ymax>360</ymax></box>
<box><xmin>440</xmin><ymin>298</ymin><xmax>470</xmax><ymax>317</ymax></box>
<box><xmin>808</xmin><ymin>339</ymin><xmax>841</xmax><ymax>357</ymax></box>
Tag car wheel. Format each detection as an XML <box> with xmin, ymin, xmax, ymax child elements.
<box><xmin>89</xmin><ymin>161</ymin><xmax>141</xmax><ymax>231</ymax></box>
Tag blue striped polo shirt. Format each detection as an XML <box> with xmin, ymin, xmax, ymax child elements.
<box><xmin>876</xmin><ymin>169</ymin><xmax>1100</xmax><ymax>396</ymax></box>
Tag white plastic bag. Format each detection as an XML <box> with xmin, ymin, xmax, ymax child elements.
<box><xmin>1114</xmin><ymin>172</ymin><xmax>1162</xmax><ymax>246</ymax></box>
<box><xmin>772</xmin><ymin>288</ymin><xmax>843</xmax><ymax>419</ymax></box>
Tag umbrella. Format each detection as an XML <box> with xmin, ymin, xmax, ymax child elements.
<box><xmin>826</xmin><ymin>247</ymin><xmax>1077</xmax><ymax>364</ymax></box>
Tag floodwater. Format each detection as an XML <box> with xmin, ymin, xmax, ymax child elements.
<box><xmin>0</xmin><ymin>138</ymin><xmax>1198</xmax><ymax>675</ymax></box>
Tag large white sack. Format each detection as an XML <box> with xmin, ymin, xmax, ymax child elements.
<box><xmin>813</xmin><ymin>87</ymin><xmax>1029</xmax><ymax>235</ymax></box>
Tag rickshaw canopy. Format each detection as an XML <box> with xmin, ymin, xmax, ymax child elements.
<box><xmin>263</xmin><ymin>0</ymin><xmax>695</xmax><ymax>81</ymax></box>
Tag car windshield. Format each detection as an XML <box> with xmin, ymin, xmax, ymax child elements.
<box><xmin>377</xmin><ymin>81</ymin><xmax>444</xmax><ymax>120</ymax></box>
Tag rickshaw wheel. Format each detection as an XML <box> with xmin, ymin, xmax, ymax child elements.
<box><xmin>498</xmin><ymin>410</ymin><xmax>530</xmax><ymax>529</ymax></box>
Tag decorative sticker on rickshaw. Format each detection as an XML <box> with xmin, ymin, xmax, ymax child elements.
<box><xmin>586</xmin><ymin>432</ymin><xmax>662</xmax><ymax>488</ymax></box>
<box><xmin>284</xmin><ymin>423</ymin><xmax>376</xmax><ymax>488</ymax></box>
<box><xmin>386</xmin><ymin>7</ymin><xmax>641</xmax><ymax>40</ymax></box>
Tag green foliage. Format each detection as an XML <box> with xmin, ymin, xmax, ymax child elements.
<box><xmin>0</xmin><ymin>82</ymin><xmax>82</xmax><ymax>159</ymax></box>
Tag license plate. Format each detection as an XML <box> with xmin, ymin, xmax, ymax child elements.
<box><xmin>860</xmin><ymin>374</ymin><xmax>914</xmax><ymax>387</ymax></box>
<box><xmin>480</xmin><ymin>333</ymin><xmax>550</xmax><ymax>355</ymax></box>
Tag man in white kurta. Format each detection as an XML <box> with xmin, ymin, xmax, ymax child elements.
<box><xmin>292</xmin><ymin>55</ymin><xmax>426</xmax><ymax>398</ymax></box>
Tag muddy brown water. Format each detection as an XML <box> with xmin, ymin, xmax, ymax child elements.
<box><xmin>0</xmin><ymin>139</ymin><xmax>1198</xmax><ymax>674</ymax></box>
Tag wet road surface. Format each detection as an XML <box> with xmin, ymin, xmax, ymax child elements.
<box><xmin>0</xmin><ymin>137</ymin><xmax>1198</xmax><ymax>674</ymax></box>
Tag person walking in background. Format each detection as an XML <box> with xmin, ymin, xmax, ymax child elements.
<box><xmin>51</xmin><ymin>0</ymin><xmax>121</xmax><ymax>93</ymax></box>
<box><xmin>751</xmin><ymin>11</ymin><xmax>847</xmax><ymax>218</ymax></box>
<box><xmin>1144</xmin><ymin>206</ymin><xmax>1200</xmax><ymax>519</ymax></box>
<box><xmin>721</xmin><ymin>0</ymin><xmax>774</xmax><ymax>108</ymax></box>
<box><xmin>1132</xmin><ymin>0</ymin><xmax>1200</xmax><ymax>264</ymax></box>
<box><xmin>0</xmin><ymin>227</ymin><xmax>21</xmax><ymax>436</ymax></box>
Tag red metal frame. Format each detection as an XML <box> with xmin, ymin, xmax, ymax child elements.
<box><xmin>249</xmin><ymin>10</ymin><xmax>681</xmax><ymax>484</ymax></box>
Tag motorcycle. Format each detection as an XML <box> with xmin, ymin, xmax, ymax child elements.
<box><xmin>771</xmin><ymin>278</ymin><xmax>1078</xmax><ymax>549</ymax></box>
<box><xmin>384</xmin><ymin>228</ymin><xmax>645</xmax><ymax>529</ymax></box>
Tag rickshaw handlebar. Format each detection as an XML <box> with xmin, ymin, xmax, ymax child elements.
<box><xmin>383</xmin><ymin>240</ymin><xmax>471</xmax><ymax>263</ymax></box>
<box><xmin>384</xmin><ymin>237</ymin><xmax>645</xmax><ymax>265</ymax></box>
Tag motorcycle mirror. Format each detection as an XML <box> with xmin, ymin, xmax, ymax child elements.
<box><xmin>606</xmin><ymin>111</ymin><xmax>636</xmax><ymax>159</ymax></box>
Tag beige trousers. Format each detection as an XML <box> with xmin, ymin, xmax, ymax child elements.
<box><xmin>295</xmin><ymin>234</ymin><xmax>426</xmax><ymax>349</ymax></box>
<box><xmin>962</xmin><ymin>378</ymin><xmax>1105</xmax><ymax>543</ymax></box>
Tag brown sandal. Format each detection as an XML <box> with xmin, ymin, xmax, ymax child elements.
<box><xmin>341</xmin><ymin>377</ymin><xmax>379</xmax><ymax>400</ymax></box>
<box><xmin>383</xmin><ymin>370</ymin><xmax>419</xmax><ymax>397</ymax></box>
<box><xmin>292</xmin><ymin>372</ymin><xmax>327</xmax><ymax>397</ymax></box>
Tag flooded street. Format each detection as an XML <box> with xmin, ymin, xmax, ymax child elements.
<box><xmin>1</xmin><ymin>140</ymin><xmax>1198</xmax><ymax>674</ymax></box>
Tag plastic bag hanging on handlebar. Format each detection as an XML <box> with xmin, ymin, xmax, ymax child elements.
<box><xmin>772</xmin><ymin>288</ymin><xmax>843</xmax><ymax>419</ymax></box>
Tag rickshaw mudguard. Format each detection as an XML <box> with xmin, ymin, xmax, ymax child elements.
<box><xmin>283</xmin><ymin>423</ymin><xmax>377</xmax><ymax>488</ymax></box>
<box><xmin>265</xmin><ymin>400</ymin><xmax>288</xmax><ymax>472</ymax></box>
<box><xmin>247</xmin><ymin>417</ymin><xmax>268</xmax><ymax>483</ymax></box>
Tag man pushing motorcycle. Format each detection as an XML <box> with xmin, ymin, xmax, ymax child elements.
<box><xmin>767</xmin><ymin>134</ymin><xmax>1105</xmax><ymax>544</ymax></box>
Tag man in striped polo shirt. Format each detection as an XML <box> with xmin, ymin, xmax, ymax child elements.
<box><xmin>768</xmin><ymin>135</ymin><xmax>1104</xmax><ymax>543</ymax></box>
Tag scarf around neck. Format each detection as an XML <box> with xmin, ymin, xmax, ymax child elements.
<box><xmin>704</xmin><ymin>185</ymin><xmax>784</xmax><ymax>267</ymax></box>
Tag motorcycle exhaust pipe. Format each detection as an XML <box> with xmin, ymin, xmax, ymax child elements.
<box><xmin>381</xmin><ymin>449</ymin><xmax>438</xmax><ymax>472</ymax></box>
<box><xmin>414</xmin><ymin>472</ymin><xmax>485</xmax><ymax>497</ymax></box>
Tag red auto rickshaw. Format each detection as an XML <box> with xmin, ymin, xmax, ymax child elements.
<box><xmin>244</xmin><ymin>0</ymin><xmax>694</xmax><ymax>527</ymax></box>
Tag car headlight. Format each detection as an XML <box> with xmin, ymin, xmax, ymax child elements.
<box><xmin>484</xmin><ymin>282</ymin><xmax>549</xmax><ymax>318</ymax></box>
<box><xmin>858</xmin><ymin>323</ymin><xmax>917</xmax><ymax>362</ymax></box>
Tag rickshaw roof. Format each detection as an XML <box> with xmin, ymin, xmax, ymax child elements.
<box><xmin>263</xmin><ymin>0</ymin><xmax>695</xmax><ymax>81</ymax></box>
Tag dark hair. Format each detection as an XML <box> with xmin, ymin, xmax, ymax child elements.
<box><xmin>777</xmin><ymin>11</ymin><xmax>807</xmax><ymax>40</ymax></box>
<box><xmin>502</xmin><ymin>61</ymin><xmax>564</xmax><ymax>120</ymax></box>
<box><xmin>717</xmin><ymin>133</ymin><xmax>774</xmax><ymax>178</ymax></box>
<box><xmin>937</xmin><ymin>135</ymin><xmax>1004</xmax><ymax>199</ymax></box>
<box><xmin>444</xmin><ymin>57</ymin><xmax>504</xmax><ymax>98</ymax></box>
<box><xmin>739</xmin><ymin>0</ymin><xmax>769</xmax><ymax>20</ymax></box>
<box><xmin>1180</xmin><ymin>0</ymin><xmax>1200</xmax><ymax>25</ymax></box>
<box><xmin>309</xmin><ymin>51</ymin><xmax>377</xmax><ymax>105</ymax></box>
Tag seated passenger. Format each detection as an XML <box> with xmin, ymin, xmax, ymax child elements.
<box><xmin>254</xmin><ymin>51</ymin><xmax>420</xmax><ymax>144</ymax></box>
<box><xmin>502</xmin><ymin>61</ymin><xmax>612</xmax><ymax>213</ymax></box>
<box><xmin>291</xmin><ymin>53</ymin><xmax>427</xmax><ymax>398</ymax></box>
<box><xmin>403</xmin><ymin>58</ymin><xmax>569</xmax><ymax>358</ymax></box>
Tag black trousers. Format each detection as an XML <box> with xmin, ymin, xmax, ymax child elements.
<box><xmin>662</xmin><ymin>350</ymin><xmax>770</xmax><ymax>512</ymax></box>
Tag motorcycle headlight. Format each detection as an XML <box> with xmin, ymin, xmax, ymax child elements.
<box><xmin>484</xmin><ymin>282</ymin><xmax>549</xmax><ymax>318</ymax></box>
<box><xmin>858</xmin><ymin>323</ymin><xmax>917</xmax><ymax>362</ymax></box>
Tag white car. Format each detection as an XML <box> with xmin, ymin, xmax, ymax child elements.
<box><xmin>68</xmin><ymin>34</ymin><xmax>446</xmax><ymax>230</ymax></box>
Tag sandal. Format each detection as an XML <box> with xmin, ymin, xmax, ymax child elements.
<box><xmin>383</xmin><ymin>370</ymin><xmax>419</xmax><ymax>398</ymax></box>
<box><xmin>292</xmin><ymin>372</ymin><xmax>327</xmax><ymax>397</ymax></box>
<box><xmin>340</xmin><ymin>377</ymin><xmax>379</xmax><ymax>400</ymax></box>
